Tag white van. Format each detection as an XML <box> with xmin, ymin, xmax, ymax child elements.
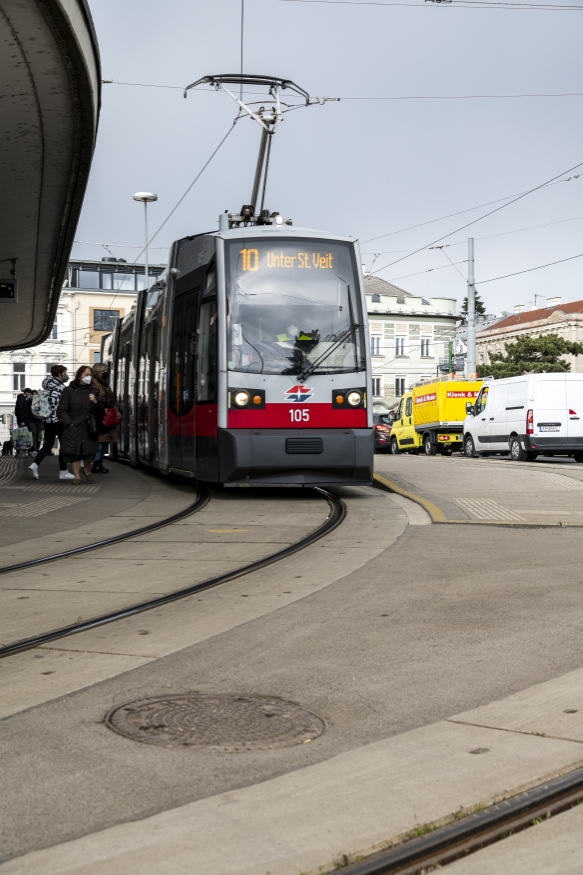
<box><xmin>463</xmin><ymin>373</ymin><xmax>583</xmax><ymax>462</ymax></box>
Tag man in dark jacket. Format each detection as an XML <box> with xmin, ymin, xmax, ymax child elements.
<box><xmin>15</xmin><ymin>388</ymin><xmax>32</xmax><ymax>427</ymax></box>
<box><xmin>29</xmin><ymin>366</ymin><xmax>74</xmax><ymax>480</ymax></box>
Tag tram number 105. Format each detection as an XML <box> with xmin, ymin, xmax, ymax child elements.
<box><xmin>289</xmin><ymin>408</ymin><xmax>310</xmax><ymax>422</ymax></box>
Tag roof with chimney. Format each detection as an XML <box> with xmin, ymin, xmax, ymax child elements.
<box><xmin>480</xmin><ymin>299</ymin><xmax>583</xmax><ymax>333</ymax></box>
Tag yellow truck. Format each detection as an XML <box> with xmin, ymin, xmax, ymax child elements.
<box><xmin>388</xmin><ymin>376</ymin><xmax>483</xmax><ymax>456</ymax></box>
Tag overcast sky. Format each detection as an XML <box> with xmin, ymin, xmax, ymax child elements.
<box><xmin>74</xmin><ymin>0</ymin><xmax>583</xmax><ymax>316</ymax></box>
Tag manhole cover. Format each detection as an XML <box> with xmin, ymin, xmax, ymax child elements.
<box><xmin>105</xmin><ymin>694</ymin><xmax>325</xmax><ymax>751</ymax></box>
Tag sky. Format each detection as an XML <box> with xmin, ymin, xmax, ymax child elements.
<box><xmin>74</xmin><ymin>0</ymin><xmax>583</xmax><ymax>317</ymax></box>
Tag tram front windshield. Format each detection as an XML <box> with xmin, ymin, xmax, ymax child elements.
<box><xmin>226</xmin><ymin>238</ymin><xmax>365</xmax><ymax>376</ymax></box>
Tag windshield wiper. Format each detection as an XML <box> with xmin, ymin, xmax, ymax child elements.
<box><xmin>297</xmin><ymin>325</ymin><xmax>362</xmax><ymax>383</ymax></box>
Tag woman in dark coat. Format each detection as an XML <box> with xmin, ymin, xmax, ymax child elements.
<box><xmin>56</xmin><ymin>365</ymin><xmax>102</xmax><ymax>484</ymax></box>
<box><xmin>91</xmin><ymin>363</ymin><xmax>118</xmax><ymax>474</ymax></box>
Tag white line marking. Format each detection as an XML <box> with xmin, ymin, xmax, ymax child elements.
<box><xmin>455</xmin><ymin>497</ymin><xmax>525</xmax><ymax>521</ymax></box>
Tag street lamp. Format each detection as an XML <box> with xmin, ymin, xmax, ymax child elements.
<box><xmin>133</xmin><ymin>192</ymin><xmax>158</xmax><ymax>292</ymax></box>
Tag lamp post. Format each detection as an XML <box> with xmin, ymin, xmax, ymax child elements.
<box><xmin>133</xmin><ymin>192</ymin><xmax>158</xmax><ymax>292</ymax></box>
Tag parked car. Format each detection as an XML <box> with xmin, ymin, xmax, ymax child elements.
<box><xmin>373</xmin><ymin>412</ymin><xmax>392</xmax><ymax>452</ymax></box>
<box><xmin>463</xmin><ymin>373</ymin><xmax>583</xmax><ymax>462</ymax></box>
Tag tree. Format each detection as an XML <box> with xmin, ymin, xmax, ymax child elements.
<box><xmin>477</xmin><ymin>333</ymin><xmax>583</xmax><ymax>379</ymax></box>
<box><xmin>458</xmin><ymin>292</ymin><xmax>487</xmax><ymax>324</ymax></box>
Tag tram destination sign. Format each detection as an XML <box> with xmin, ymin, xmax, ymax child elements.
<box><xmin>0</xmin><ymin>279</ymin><xmax>17</xmax><ymax>303</ymax></box>
<box><xmin>239</xmin><ymin>247</ymin><xmax>335</xmax><ymax>271</ymax></box>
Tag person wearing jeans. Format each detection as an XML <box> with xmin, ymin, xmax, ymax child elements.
<box><xmin>29</xmin><ymin>365</ymin><xmax>74</xmax><ymax>480</ymax></box>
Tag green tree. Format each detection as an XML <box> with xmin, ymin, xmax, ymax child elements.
<box><xmin>477</xmin><ymin>333</ymin><xmax>583</xmax><ymax>379</ymax></box>
<box><xmin>458</xmin><ymin>292</ymin><xmax>487</xmax><ymax>324</ymax></box>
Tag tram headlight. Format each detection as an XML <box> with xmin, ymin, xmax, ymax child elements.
<box><xmin>233</xmin><ymin>390</ymin><xmax>251</xmax><ymax>407</ymax></box>
<box><xmin>347</xmin><ymin>391</ymin><xmax>363</xmax><ymax>407</ymax></box>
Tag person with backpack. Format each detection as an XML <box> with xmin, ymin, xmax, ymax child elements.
<box><xmin>28</xmin><ymin>391</ymin><xmax>44</xmax><ymax>454</ymax></box>
<box><xmin>29</xmin><ymin>365</ymin><xmax>75</xmax><ymax>480</ymax></box>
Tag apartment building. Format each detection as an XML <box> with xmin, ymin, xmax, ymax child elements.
<box><xmin>364</xmin><ymin>275</ymin><xmax>457</xmax><ymax>406</ymax></box>
<box><xmin>476</xmin><ymin>297</ymin><xmax>583</xmax><ymax>372</ymax></box>
<box><xmin>0</xmin><ymin>258</ymin><xmax>164</xmax><ymax>436</ymax></box>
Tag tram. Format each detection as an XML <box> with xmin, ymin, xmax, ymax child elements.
<box><xmin>102</xmin><ymin>75</ymin><xmax>373</xmax><ymax>487</ymax></box>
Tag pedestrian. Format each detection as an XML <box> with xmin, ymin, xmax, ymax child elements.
<box><xmin>29</xmin><ymin>365</ymin><xmax>74</xmax><ymax>480</ymax></box>
<box><xmin>90</xmin><ymin>363</ymin><xmax>117</xmax><ymax>474</ymax></box>
<box><xmin>14</xmin><ymin>387</ymin><xmax>33</xmax><ymax>456</ymax></box>
<box><xmin>15</xmin><ymin>387</ymin><xmax>31</xmax><ymax>429</ymax></box>
<box><xmin>28</xmin><ymin>391</ymin><xmax>44</xmax><ymax>454</ymax></box>
<box><xmin>56</xmin><ymin>365</ymin><xmax>103</xmax><ymax>484</ymax></box>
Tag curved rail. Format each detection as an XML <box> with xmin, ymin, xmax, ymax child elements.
<box><xmin>340</xmin><ymin>763</ymin><xmax>583</xmax><ymax>875</ymax></box>
<box><xmin>0</xmin><ymin>487</ymin><xmax>345</xmax><ymax>659</ymax></box>
<box><xmin>0</xmin><ymin>486</ymin><xmax>211</xmax><ymax>577</ymax></box>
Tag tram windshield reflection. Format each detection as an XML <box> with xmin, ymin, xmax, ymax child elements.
<box><xmin>226</xmin><ymin>238</ymin><xmax>365</xmax><ymax>376</ymax></box>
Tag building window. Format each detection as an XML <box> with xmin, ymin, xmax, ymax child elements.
<box><xmin>13</xmin><ymin>363</ymin><xmax>26</xmax><ymax>391</ymax></box>
<box><xmin>395</xmin><ymin>337</ymin><xmax>406</xmax><ymax>356</ymax></box>
<box><xmin>395</xmin><ymin>376</ymin><xmax>405</xmax><ymax>397</ymax></box>
<box><xmin>50</xmin><ymin>320</ymin><xmax>58</xmax><ymax>339</ymax></box>
<box><xmin>371</xmin><ymin>336</ymin><xmax>381</xmax><ymax>355</ymax></box>
<box><xmin>371</xmin><ymin>294</ymin><xmax>381</xmax><ymax>303</ymax></box>
<box><xmin>420</xmin><ymin>338</ymin><xmax>431</xmax><ymax>357</ymax></box>
<box><xmin>93</xmin><ymin>309</ymin><xmax>120</xmax><ymax>332</ymax></box>
<box><xmin>93</xmin><ymin>351</ymin><xmax>101</xmax><ymax>363</ymax></box>
<box><xmin>46</xmin><ymin>363</ymin><xmax>58</xmax><ymax>373</ymax></box>
<box><xmin>372</xmin><ymin>376</ymin><xmax>382</xmax><ymax>396</ymax></box>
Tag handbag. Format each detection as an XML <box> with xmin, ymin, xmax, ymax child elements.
<box><xmin>86</xmin><ymin>413</ymin><xmax>98</xmax><ymax>436</ymax></box>
<box><xmin>102</xmin><ymin>406</ymin><xmax>121</xmax><ymax>429</ymax></box>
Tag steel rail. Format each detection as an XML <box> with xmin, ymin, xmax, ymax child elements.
<box><xmin>0</xmin><ymin>487</ymin><xmax>211</xmax><ymax>577</ymax></box>
<box><xmin>0</xmin><ymin>487</ymin><xmax>345</xmax><ymax>659</ymax></box>
<box><xmin>339</xmin><ymin>763</ymin><xmax>583</xmax><ymax>875</ymax></box>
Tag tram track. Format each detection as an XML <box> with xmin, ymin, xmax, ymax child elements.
<box><xmin>339</xmin><ymin>764</ymin><xmax>583</xmax><ymax>875</ymax></box>
<box><xmin>0</xmin><ymin>485</ymin><xmax>345</xmax><ymax>659</ymax></box>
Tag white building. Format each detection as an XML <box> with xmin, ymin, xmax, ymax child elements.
<box><xmin>364</xmin><ymin>276</ymin><xmax>457</xmax><ymax>407</ymax></box>
<box><xmin>0</xmin><ymin>258</ymin><xmax>165</xmax><ymax>440</ymax></box>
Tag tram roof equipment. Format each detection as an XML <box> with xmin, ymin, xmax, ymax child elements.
<box><xmin>184</xmin><ymin>74</ymin><xmax>316</xmax><ymax>229</ymax></box>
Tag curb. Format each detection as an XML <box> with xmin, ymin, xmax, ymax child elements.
<box><xmin>373</xmin><ymin>473</ymin><xmax>583</xmax><ymax>529</ymax></box>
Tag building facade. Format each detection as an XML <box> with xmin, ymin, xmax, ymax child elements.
<box><xmin>0</xmin><ymin>259</ymin><xmax>164</xmax><ymax>439</ymax></box>
<box><xmin>476</xmin><ymin>298</ymin><xmax>583</xmax><ymax>373</ymax></box>
<box><xmin>364</xmin><ymin>276</ymin><xmax>457</xmax><ymax>407</ymax></box>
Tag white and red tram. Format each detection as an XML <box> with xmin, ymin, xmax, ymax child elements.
<box><xmin>103</xmin><ymin>220</ymin><xmax>373</xmax><ymax>486</ymax></box>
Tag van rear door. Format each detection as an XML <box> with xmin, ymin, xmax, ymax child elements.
<box><xmin>533</xmin><ymin>376</ymin><xmax>567</xmax><ymax>446</ymax></box>
<box><xmin>566</xmin><ymin>378</ymin><xmax>583</xmax><ymax>443</ymax></box>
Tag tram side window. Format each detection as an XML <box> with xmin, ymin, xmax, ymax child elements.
<box><xmin>182</xmin><ymin>297</ymin><xmax>199</xmax><ymax>413</ymax></box>
<box><xmin>170</xmin><ymin>302</ymin><xmax>183</xmax><ymax>414</ymax></box>
<box><xmin>196</xmin><ymin>299</ymin><xmax>218</xmax><ymax>403</ymax></box>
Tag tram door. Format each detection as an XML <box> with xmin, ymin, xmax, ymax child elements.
<box><xmin>168</xmin><ymin>289</ymin><xmax>200</xmax><ymax>472</ymax></box>
<box><xmin>137</xmin><ymin>319</ymin><xmax>157</xmax><ymax>462</ymax></box>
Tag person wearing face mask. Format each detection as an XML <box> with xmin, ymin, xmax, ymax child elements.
<box><xmin>90</xmin><ymin>363</ymin><xmax>118</xmax><ymax>474</ymax></box>
<box><xmin>29</xmin><ymin>365</ymin><xmax>74</xmax><ymax>480</ymax></box>
<box><xmin>57</xmin><ymin>365</ymin><xmax>103</xmax><ymax>484</ymax></box>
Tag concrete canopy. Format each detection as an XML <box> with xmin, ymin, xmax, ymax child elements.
<box><xmin>0</xmin><ymin>0</ymin><xmax>100</xmax><ymax>350</ymax></box>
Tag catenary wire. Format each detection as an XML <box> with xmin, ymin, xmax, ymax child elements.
<box><xmin>362</xmin><ymin>212</ymin><xmax>583</xmax><ymax>256</ymax></box>
<box><xmin>103</xmin><ymin>80</ymin><xmax>583</xmax><ymax>101</ymax></box>
<box><xmin>275</xmin><ymin>0</ymin><xmax>583</xmax><ymax>10</ymax></box>
<box><xmin>362</xmin><ymin>176</ymin><xmax>581</xmax><ymax>243</ymax></box>
<box><xmin>477</xmin><ymin>251</ymin><xmax>583</xmax><ymax>283</ymax></box>
<box><xmin>369</xmin><ymin>159</ymin><xmax>583</xmax><ymax>275</ymax></box>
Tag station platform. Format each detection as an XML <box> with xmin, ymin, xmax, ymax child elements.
<box><xmin>1</xmin><ymin>454</ymin><xmax>583</xmax><ymax>873</ymax></box>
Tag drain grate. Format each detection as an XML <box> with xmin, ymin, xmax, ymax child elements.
<box><xmin>105</xmin><ymin>694</ymin><xmax>325</xmax><ymax>751</ymax></box>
